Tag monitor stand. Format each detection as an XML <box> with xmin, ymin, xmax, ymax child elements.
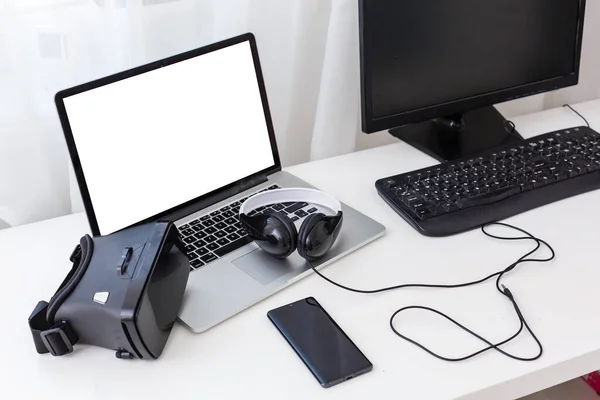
<box><xmin>388</xmin><ymin>106</ymin><xmax>524</xmax><ymax>162</ymax></box>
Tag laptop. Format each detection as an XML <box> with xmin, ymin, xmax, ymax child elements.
<box><xmin>55</xmin><ymin>33</ymin><xmax>385</xmax><ymax>332</ymax></box>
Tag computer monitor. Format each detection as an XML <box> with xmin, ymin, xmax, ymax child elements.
<box><xmin>359</xmin><ymin>0</ymin><xmax>587</xmax><ymax>161</ymax></box>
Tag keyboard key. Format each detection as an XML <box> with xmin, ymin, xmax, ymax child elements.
<box><xmin>197</xmin><ymin>247</ymin><xmax>209</xmax><ymax>256</ymax></box>
<box><xmin>231</xmin><ymin>201</ymin><xmax>240</xmax><ymax>207</ymax></box>
<box><xmin>222</xmin><ymin>205</ymin><xmax>231</xmax><ymax>212</ymax></box>
<box><xmin>215</xmin><ymin>222</ymin><xmax>227</xmax><ymax>230</ymax></box>
<box><xmin>181</xmin><ymin>228</ymin><xmax>194</xmax><ymax>236</ymax></box>
<box><xmin>179</xmin><ymin>224</ymin><xmax>190</xmax><ymax>230</ymax></box>
<box><xmin>404</xmin><ymin>195</ymin><xmax>422</xmax><ymax>206</ymax></box>
<box><xmin>268</xmin><ymin>185</ymin><xmax>279</xmax><ymax>190</ymax></box>
<box><xmin>272</xmin><ymin>204</ymin><xmax>285</xmax><ymax>211</ymax></box>
<box><xmin>227</xmin><ymin>233</ymin><xmax>240</xmax><ymax>241</ymax></box>
<box><xmin>192</xmin><ymin>225</ymin><xmax>204</xmax><ymax>233</ymax></box>
<box><xmin>199</xmin><ymin>215</ymin><xmax>210</xmax><ymax>221</ymax></box>
<box><xmin>307</xmin><ymin>207</ymin><xmax>318</xmax><ymax>213</ymax></box>
<box><xmin>382</xmin><ymin>178</ymin><xmax>398</xmax><ymax>189</ymax></box>
<box><xmin>532</xmin><ymin>178</ymin><xmax>544</xmax><ymax>188</ymax></box>
<box><xmin>225</xmin><ymin>226</ymin><xmax>236</xmax><ymax>234</ymax></box>
<box><xmin>188</xmin><ymin>252</ymin><xmax>199</xmax><ymax>260</ymax></box>
<box><xmin>239</xmin><ymin>229</ymin><xmax>247</xmax><ymax>236</ymax></box>
<box><xmin>183</xmin><ymin>236</ymin><xmax>196</xmax><ymax>244</ymax></box>
<box><xmin>207</xmin><ymin>243</ymin><xmax>219</xmax><ymax>251</ymax></box>
<box><xmin>521</xmin><ymin>181</ymin><xmax>534</xmax><ymax>191</ymax></box>
<box><xmin>194</xmin><ymin>230</ymin><xmax>207</xmax><ymax>238</ymax></box>
<box><xmin>185</xmin><ymin>244</ymin><xmax>195</xmax><ymax>253</ymax></box>
<box><xmin>190</xmin><ymin>259</ymin><xmax>203</xmax><ymax>269</ymax></box>
<box><xmin>215</xmin><ymin>231</ymin><xmax>227</xmax><ymax>238</ymax></box>
<box><xmin>224</xmin><ymin>218</ymin><xmax>237</xmax><ymax>225</ymax></box>
<box><xmin>205</xmin><ymin>235</ymin><xmax>217</xmax><ymax>243</ymax></box>
<box><xmin>194</xmin><ymin>239</ymin><xmax>207</xmax><ymax>247</ymax></box>
<box><xmin>222</xmin><ymin>211</ymin><xmax>234</xmax><ymax>218</ymax></box>
<box><xmin>456</xmin><ymin>186</ymin><xmax>520</xmax><ymax>208</ymax></box>
<box><xmin>411</xmin><ymin>201</ymin><xmax>431</xmax><ymax>210</ymax></box>
<box><xmin>205</xmin><ymin>226</ymin><xmax>217</xmax><ymax>234</ymax></box>
<box><xmin>210</xmin><ymin>210</ymin><xmax>220</xmax><ymax>216</ymax></box>
<box><xmin>285</xmin><ymin>202</ymin><xmax>308</xmax><ymax>213</ymax></box>
<box><xmin>213</xmin><ymin>215</ymin><xmax>225</xmax><ymax>222</ymax></box>
<box><xmin>295</xmin><ymin>210</ymin><xmax>308</xmax><ymax>218</ymax></box>
<box><xmin>442</xmin><ymin>203</ymin><xmax>460</xmax><ymax>213</ymax></box>
<box><xmin>202</xmin><ymin>220</ymin><xmax>215</xmax><ymax>227</ymax></box>
<box><xmin>217</xmin><ymin>238</ymin><xmax>229</xmax><ymax>246</ymax></box>
<box><xmin>415</xmin><ymin>207</ymin><xmax>432</xmax><ymax>219</ymax></box>
<box><xmin>214</xmin><ymin>236</ymin><xmax>253</xmax><ymax>257</ymax></box>
<box><xmin>291</xmin><ymin>216</ymin><xmax>300</xmax><ymax>222</ymax></box>
<box><xmin>200</xmin><ymin>253</ymin><xmax>218</xmax><ymax>264</ymax></box>
<box><xmin>282</xmin><ymin>202</ymin><xmax>294</xmax><ymax>206</ymax></box>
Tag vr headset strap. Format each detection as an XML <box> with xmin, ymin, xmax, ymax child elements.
<box><xmin>28</xmin><ymin>301</ymin><xmax>78</xmax><ymax>356</ymax></box>
<box><xmin>28</xmin><ymin>243</ymin><xmax>86</xmax><ymax>356</ymax></box>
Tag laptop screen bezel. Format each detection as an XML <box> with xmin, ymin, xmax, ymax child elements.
<box><xmin>55</xmin><ymin>33</ymin><xmax>282</xmax><ymax>236</ymax></box>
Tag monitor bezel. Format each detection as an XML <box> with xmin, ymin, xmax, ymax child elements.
<box><xmin>359</xmin><ymin>0</ymin><xmax>587</xmax><ymax>134</ymax></box>
<box><xmin>55</xmin><ymin>33</ymin><xmax>281</xmax><ymax>236</ymax></box>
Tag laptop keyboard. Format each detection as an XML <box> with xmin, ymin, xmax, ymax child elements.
<box><xmin>177</xmin><ymin>185</ymin><xmax>321</xmax><ymax>271</ymax></box>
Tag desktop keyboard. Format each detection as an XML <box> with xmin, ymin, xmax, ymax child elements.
<box><xmin>177</xmin><ymin>185</ymin><xmax>321</xmax><ymax>271</ymax></box>
<box><xmin>376</xmin><ymin>126</ymin><xmax>600</xmax><ymax>236</ymax></box>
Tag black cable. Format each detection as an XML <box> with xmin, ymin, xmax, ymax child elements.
<box><xmin>564</xmin><ymin>104</ymin><xmax>591</xmax><ymax>128</ymax></box>
<box><xmin>309</xmin><ymin>222</ymin><xmax>555</xmax><ymax>362</ymax></box>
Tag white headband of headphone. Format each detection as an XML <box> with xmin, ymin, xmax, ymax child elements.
<box><xmin>240</xmin><ymin>188</ymin><xmax>342</xmax><ymax>216</ymax></box>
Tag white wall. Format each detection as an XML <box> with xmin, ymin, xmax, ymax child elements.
<box><xmin>1</xmin><ymin>0</ymin><xmax>333</xmax><ymax>224</ymax></box>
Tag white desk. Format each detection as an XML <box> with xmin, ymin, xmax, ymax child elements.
<box><xmin>1</xmin><ymin>100</ymin><xmax>599</xmax><ymax>400</ymax></box>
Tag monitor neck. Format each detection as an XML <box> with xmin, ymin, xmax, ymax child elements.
<box><xmin>389</xmin><ymin>106</ymin><xmax>524</xmax><ymax>162</ymax></box>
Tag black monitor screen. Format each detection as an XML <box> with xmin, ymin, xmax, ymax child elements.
<box><xmin>365</xmin><ymin>0</ymin><xmax>581</xmax><ymax>120</ymax></box>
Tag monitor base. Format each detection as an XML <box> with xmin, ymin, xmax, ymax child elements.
<box><xmin>388</xmin><ymin>106</ymin><xmax>524</xmax><ymax>162</ymax></box>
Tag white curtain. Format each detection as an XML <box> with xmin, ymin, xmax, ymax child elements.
<box><xmin>1</xmin><ymin>0</ymin><xmax>337</xmax><ymax>225</ymax></box>
<box><xmin>1</xmin><ymin>0</ymin><xmax>599</xmax><ymax>228</ymax></box>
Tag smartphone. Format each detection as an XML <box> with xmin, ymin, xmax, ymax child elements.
<box><xmin>267</xmin><ymin>297</ymin><xmax>372</xmax><ymax>388</ymax></box>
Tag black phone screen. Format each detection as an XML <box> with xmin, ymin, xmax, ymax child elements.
<box><xmin>267</xmin><ymin>297</ymin><xmax>372</xmax><ymax>388</ymax></box>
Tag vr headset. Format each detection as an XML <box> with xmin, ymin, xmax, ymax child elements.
<box><xmin>28</xmin><ymin>221</ymin><xmax>189</xmax><ymax>359</ymax></box>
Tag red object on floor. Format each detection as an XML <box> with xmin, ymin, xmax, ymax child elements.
<box><xmin>582</xmin><ymin>371</ymin><xmax>600</xmax><ymax>394</ymax></box>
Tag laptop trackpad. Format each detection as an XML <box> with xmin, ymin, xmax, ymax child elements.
<box><xmin>232</xmin><ymin>249</ymin><xmax>309</xmax><ymax>285</ymax></box>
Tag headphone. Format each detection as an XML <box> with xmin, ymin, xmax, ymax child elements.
<box><xmin>239</xmin><ymin>188</ymin><xmax>343</xmax><ymax>261</ymax></box>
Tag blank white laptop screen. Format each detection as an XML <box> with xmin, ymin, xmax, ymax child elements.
<box><xmin>63</xmin><ymin>41</ymin><xmax>275</xmax><ymax>235</ymax></box>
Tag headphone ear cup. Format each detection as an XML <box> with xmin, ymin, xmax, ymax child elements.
<box><xmin>297</xmin><ymin>213</ymin><xmax>326</xmax><ymax>260</ymax></box>
<box><xmin>265</xmin><ymin>211</ymin><xmax>298</xmax><ymax>239</ymax></box>
<box><xmin>261</xmin><ymin>211</ymin><xmax>298</xmax><ymax>259</ymax></box>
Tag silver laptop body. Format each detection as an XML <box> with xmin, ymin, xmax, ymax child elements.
<box><xmin>55</xmin><ymin>33</ymin><xmax>385</xmax><ymax>333</ymax></box>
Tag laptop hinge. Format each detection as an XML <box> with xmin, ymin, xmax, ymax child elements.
<box><xmin>165</xmin><ymin>173</ymin><xmax>269</xmax><ymax>223</ymax></box>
